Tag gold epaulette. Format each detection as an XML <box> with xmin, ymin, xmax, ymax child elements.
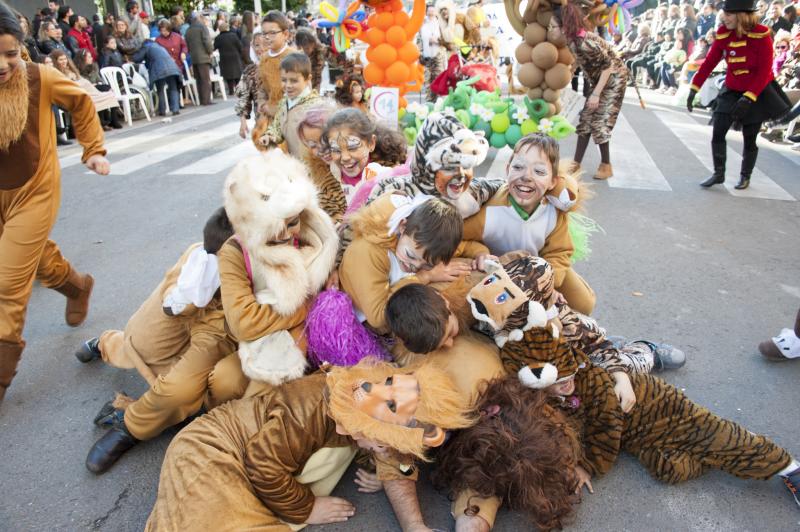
<box><xmin>746</xmin><ymin>29</ymin><xmax>770</xmax><ymax>38</ymax></box>
<box><xmin>716</xmin><ymin>31</ymin><xmax>731</xmax><ymax>39</ymax></box>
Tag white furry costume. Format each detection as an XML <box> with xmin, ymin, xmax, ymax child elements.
<box><xmin>223</xmin><ymin>150</ymin><xmax>338</xmax><ymax>385</ymax></box>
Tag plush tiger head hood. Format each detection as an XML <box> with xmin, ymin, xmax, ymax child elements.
<box><xmin>223</xmin><ymin>150</ymin><xmax>338</xmax><ymax>316</ymax></box>
<box><xmin>411</xmin><ymin>112</ymin><xmax>489</xmax><ymax>198</ymax></box>
<box><xmin>467</xmin><ymin>252</ymin><xmax>562</xmax><ymax>348</ymax></box>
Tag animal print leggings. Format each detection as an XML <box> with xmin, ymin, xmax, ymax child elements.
<box><xmin>624</xmin><ymin>374</ymin><xmax>792</xmax><ymax>483</ymax></box>
<box><xmin>576</xmin><ymin>70</ymin><xmax>628</xmax><ymax>145</ymax></box>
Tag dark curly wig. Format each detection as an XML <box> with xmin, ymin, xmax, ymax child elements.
<box><xmin>334</xmin><ymin>74</ymin><xmax>366</xmax><ymax>107</ymax></box>
<box><xmin>432</xmin><ymin>376</ymin><xmax>581</xmax><ymax>531</ymax></box>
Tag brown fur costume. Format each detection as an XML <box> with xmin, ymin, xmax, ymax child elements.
<box><xmin>327</xmin><ymin>358</ymin><xmax>475</xmax><ymax>460</ymax></box>
<box><xmin>433</xmin><ymin>376</ymin><xmax>581</xmax><ymax>531</ymax></box>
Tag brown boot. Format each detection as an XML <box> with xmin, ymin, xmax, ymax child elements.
<box><xmin>54</xmin><ymin>269</ymin><xmax>94</xmax><ymax>327</ymax></box>
<box><xmin>0</xmin><ymin>341</ymin><xmax>25</xmax><ymax>402</ymax></box>
<box><xmin>593</xmin><ymin>163</ymin><xmax>613</xmax><ymax>180</ymax></box>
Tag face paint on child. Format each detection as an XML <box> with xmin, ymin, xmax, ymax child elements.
<box><xmin>327</xmin><ymin>128</ymin><xmax>375</xmax><ymax>179</ymax></box>
<box><xmin>506</xmin><ymin>145</ymin><xmax>555</xmax><ymax>213</ymax></box>
<box><xmin>395</xmin><ymin>229</ymin><xmax>435</xmax><ymax>274</ymax></box>
<box><xmin>434</xmin><ymin>166</ymin><xmax>473</xmax><ymax>201</ymax></box>
<box><xmin>300</xmin><ymin>125</ymin><xmax>329</xmax><ymax>162</ymax></box>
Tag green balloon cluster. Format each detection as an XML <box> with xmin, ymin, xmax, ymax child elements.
<box><xmin>399</xmin><ymin>77</ymin><xmax>576</xmax><ymax>148</ymax></box>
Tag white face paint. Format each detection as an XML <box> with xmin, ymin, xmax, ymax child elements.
<box><xmin>506</xmin><ymin>146</ymin><xmax>555</xmax><ymax>214</ymax></box>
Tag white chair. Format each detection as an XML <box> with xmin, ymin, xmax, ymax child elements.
<box><xmin>182</xmin><ymin>59</ymin><xmax>200</xmax><ymax>107</ymax></box>
<box><xmin>101</xmin><ymin>66</ymin><xmax>151</xmax><ymax>126</ymax></box>
<box><xmin>210</xmin><ymin>52</ymin><xmax>228</xmax><ymax>101</ymax></box>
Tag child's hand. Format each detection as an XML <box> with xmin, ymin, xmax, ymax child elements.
<box><xmin>325</xmin><ymin>270</ymin><xmax>340</xmax><ymax>290</ymax></box>
<box><xmin>574</xmin><ymin>465</ymin><xmax>594</xmax><ymax>494</ymax></box>
<box><xmin>305</xmin><ymin>496</ymin><xmax>355</xmax><ymax>525</ymax></box>
<box><xmin>239</xmin><ymin>116</ymin><xmax>249</xmax><ymax>139</ymax></box>
<box><xmin>612</xmin><ymin>371</ymin><xmax>636</xmax><ymax>413</ymax></box>
<box><xmin>472</xmin><ymin>254</ymin><xmax>499</xmax><ymax>272</ymax></box>
<box><xmin>418</xmin><ymin>261</ymin><xmax>471</xmax><ymax>283</ymax></box>
<box><xmin>354</xmin><ymin>468</ymin><xmax>383</xmax><ymax>493</ymax></box>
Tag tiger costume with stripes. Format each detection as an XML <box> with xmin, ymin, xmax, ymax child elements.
<box><xmin>468</xmin><ymin>254</ymin><xmax>794</xmax><ymax>484</ymax></box>
<box><xmin>366</xmin><ymin>112</ymin><xmax>504</xmax><ymax>219</ymax></box>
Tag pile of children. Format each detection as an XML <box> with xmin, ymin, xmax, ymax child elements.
<box><xmin>4</xmin><ymin>7</ymin><xmax>797</xmax><ymax>530</ymax></box>
<box><xmin>66</xmin><ymin>95</ymin><xmax>800</xmax><ymax>527</ymax></box>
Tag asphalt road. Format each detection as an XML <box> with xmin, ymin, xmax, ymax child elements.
<box><xmin>2</xmin><ymin>94</ymin><xmax>799</xmax><ymax>532</ymax></box>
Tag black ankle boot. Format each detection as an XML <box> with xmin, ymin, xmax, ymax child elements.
<box><xmin>700</xmin><ymin>141</ymin><xmax>726</xmax><ymax>187</ymax></box>
<box><xmin>736</xmin><ymin>148</ymin><xmax>757</xmax><ymax>190</ymax></box>
<box><xmin>110</xmin><ymin>109</ymin><xmax>123</xmax><ymax>129</ymax></box>
<box><xmin>86</xmin><ymin>420</ymin><xmax>139</xmax><ymax>474</ymax></box>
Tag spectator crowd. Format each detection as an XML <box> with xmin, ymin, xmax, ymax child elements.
<box><xmin>609</xmin><ymin>0</ymin><xmax>800</xmax><ymax>147</ymax></box>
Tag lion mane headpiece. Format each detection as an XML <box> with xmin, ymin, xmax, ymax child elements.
<box><xmin>223</xmin><ymin>150</ymin><xmax>338</xmax><ymax>384</ymax></box>
<box><xmin>326</xmin><ymin>358</ymin><xmax>475</xmax><ymax>460</ymax></box>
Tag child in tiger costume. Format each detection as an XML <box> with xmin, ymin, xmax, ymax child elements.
<box><xmin>466</xmin><ymin>253</ymin><xmax>800</xmax><ymax>509</ymax></box>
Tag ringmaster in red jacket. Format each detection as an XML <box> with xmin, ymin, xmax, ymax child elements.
<box><xmin>687</xmin><ymin>0</ymin><xmax>790</xmax><ymax>190</ymax></box>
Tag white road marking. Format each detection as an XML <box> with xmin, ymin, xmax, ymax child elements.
<box><xmin>655</xmin><ymin>109</ymin><xmax>795</xmax><ymax>201</ymax></box>
<box><xmin>59</xmin><ymin>108</ymin><xmax>234</xmax><ymax>169</ymax></box>
<box><xmin>170</xmin><ymin>140</ymin><xmax>259</xmax><ymax>175</ymax></box>
<box><xmin>106</xmin><ymin>123</ymin><xmax>236</xmax><ymax>175</ymax></box>
<box><xmin>608</xmin><ymin>112</ymin><xmax>672</xmax><ymax>191</ymax></box>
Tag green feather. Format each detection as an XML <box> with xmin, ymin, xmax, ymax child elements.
<box><xmin>567</xmin><ymin>212</ymin><xmax>604</xmax><ymax>263</ymax></box>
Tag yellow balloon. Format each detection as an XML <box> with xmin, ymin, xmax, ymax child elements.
<box><xmin>319</xmin><ymin>2</ymin><xmax>340</xmax><ymax>22</ymax></box>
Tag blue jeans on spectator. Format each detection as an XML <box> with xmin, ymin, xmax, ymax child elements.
<box><xmin>155</xmin><ymin>75</ymin><xmax>180</xmax><ymax>115</ymax></box>
<box><xmin>659</xmin><ymin>63</ymin><xmax>678</xmax><ymax>89</ymax></box>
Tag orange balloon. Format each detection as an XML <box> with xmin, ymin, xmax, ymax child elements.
<box><xmin>367</xmin><ymin>13</ymin><xmax>377</xmax><ymax>26</ymax></box>
<box><xmin>364</xmin><ymin>63</ymin><xmax>385</xmax><ymax>85</ymax></box>
<box><xmin>372</xmin><ymin>43</ymin><xmax>397</xmax><ymax>68</ymax></box>
<box><xmin>394</xmin><ymin>11</ymin><xmax>409</xmax><ymax>26</ymax></box>
<box><xmin>365</xmin><ymin>45</ymin><xmax>380</xmax><ymax>64</ymax></box>
<box><xmin>399</xmin><ymin>95</ymin><xmax>408</xmax><ymax>107</ymax></box>
<box><xmin>386</xmin><ymin>61</ymin><xmax>410</xmax><ymax>84</ymax></box>
<box><xmin>363</xmin><ymin>28</ymin><xmax>385</xmax><ymax>46</ymax></box>
<box><xmin>385</xmin><ymin>26</ymin><xmax>407</xmax><ymax>47</ymax></box>
<box><xmin>396</xmin><ymin>41</ymin><xmax>419</xmax><ymax>63</ymax></box>
<box><xmin>374</xmin><ymin>12</ymin><xmax>395</xmax><ymax>30</ymax></box>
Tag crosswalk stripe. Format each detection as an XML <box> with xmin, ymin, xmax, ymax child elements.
<box><xmin>608</xmin><ymin>112</ymin><xmax>672</xmax><ymax>191</ymax></box>
<box><xmin>60</xmin><ymin>108</ymin><xmax>235</xmax><ymax>169</ymax></box>
<box><xmin>170</xmin><ymin>140</ymin><xmax>259</xmax><ymax>175</ymax></box>
<box><xmin>106</xmin><ymin>122</ymin><xmax>237</xmax><ymax>176</ymax></box>
<box><xmin>655</xmin><ymin>108</ymin><xmax>795</xmax><ymax>201</ymax></box>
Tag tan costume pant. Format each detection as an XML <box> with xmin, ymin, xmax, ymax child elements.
<box><xmin>558</xmin><ymin>268</ymin><xmax>596</xmax><ymax>316</ymax></box>
<box><xmin>453</xmin><ymin>490</ymin><xmax>501</xmax><ymax>529</ymax></box>
<box><xmin>0</xmin><ymin>168</ymin><xmax>72</xmax><ymax>346</ymax></box>
<box><xmin>98</xmin><ymin>289</ymin><xmax>236</xmax><ymax>440</ymax></box>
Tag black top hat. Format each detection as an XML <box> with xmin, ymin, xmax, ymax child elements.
<box><xmin>720</xmin><ymin>0</ymin><xmax>757</xmax><ymax>12</ymax></box>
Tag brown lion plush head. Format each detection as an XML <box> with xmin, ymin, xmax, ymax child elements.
<box><xmin>467</xmin><ymin>252</ymin><xmax>562</xmax><ymax>347</ymax></box>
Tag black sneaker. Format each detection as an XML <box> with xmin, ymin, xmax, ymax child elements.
<box><xmin>784</xmin><ymin>468</ymin><xmax>800</xmax><ymax>509</ymax></box>
<box><xmin>75</xmin><ymin>337</ymin><xmax>101</xmax><ymax>363</ymax></box>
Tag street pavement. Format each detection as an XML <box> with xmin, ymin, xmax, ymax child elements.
<box><xmin>2</xmin><ymin>91</ymin><xmax>800</xmax><ymax>532</ymax></box>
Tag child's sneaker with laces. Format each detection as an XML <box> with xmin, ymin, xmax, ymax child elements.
<box><xmin>784</xmin><ymin>468</ymin><xmax>800</xmax><ymax>509</ymax></box>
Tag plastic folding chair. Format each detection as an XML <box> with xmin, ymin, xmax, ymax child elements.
<box><xmin>100</xmin><ymin>66</ymin><xmax>151</xmax><ymax>127</ymax></box>
<box><xmin>210</xmin><ymin>53</ymin><xmax>228</xmax><ymax>101</ymax></box>
<box><xmin>182</xmin><ymin>59</ymin><xmax>200</xmax><ymax>107</ymax></box>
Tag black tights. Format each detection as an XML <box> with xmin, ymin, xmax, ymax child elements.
<box><xmin>711</xmin><ymin>113</ymin><xmax>760</xmax><ymax>152</ymax></box>
<box><xmin>574</xmin><ymin>135</ymin><xmax>611</xmax><ymax>164</ymax></box>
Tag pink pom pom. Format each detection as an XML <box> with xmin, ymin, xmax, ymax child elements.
<box><xmin>305</xmin><ymin>289</ymin><xmax>390</xmax><ymax>367</ymax></box>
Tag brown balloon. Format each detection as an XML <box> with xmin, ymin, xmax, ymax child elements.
<box><xmin>544</xmin><ymin>63</ymin><xmax>571</xmax><ymax>90</ymax></box>
<box><xmin>543</xmin><ymin>88</ymin><xmax>560</xmax><ymax>102</ymax></box>
<box><xmin>515</xmin><ymin>42</ymin><xmax>533</xmax><ymax>64</ymax></box>
<box><xmin>531</xmin><ymin>41</ymin><xmax>558</xmax><ymax>70</ymax></box>
<box><xmin>523</xmin><ymin>23</ymin><xmax>547</xmax><ymax>46</ymax></box>
<box><xmin>557</xmin><ymin>46</ymin><xmax>574</xmax><ymax>65</ymax></box>
<box><xmin>519</xmin><ymin>62</ymin><xmax>545</xmax><ymax>88</ymax></box>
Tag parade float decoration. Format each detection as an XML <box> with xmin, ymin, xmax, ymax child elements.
<box><xmin>360</xmin><ymin>0</ymin><xmax>426</xmax><ymax>107</ymax></box>
<box><xmin>399</xmin><ymin>77</ymin><xmax>575</xmax><ymax>147</ymax></box>
<box><xmin>314</xmin><ymin>0</ymin><xmax>368</xmax><ymax>53</ymax></box>
<box><xmin>603</xmin><ymin>0</ymin><xmax>644</xmax><ymax>35</ymax></box>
